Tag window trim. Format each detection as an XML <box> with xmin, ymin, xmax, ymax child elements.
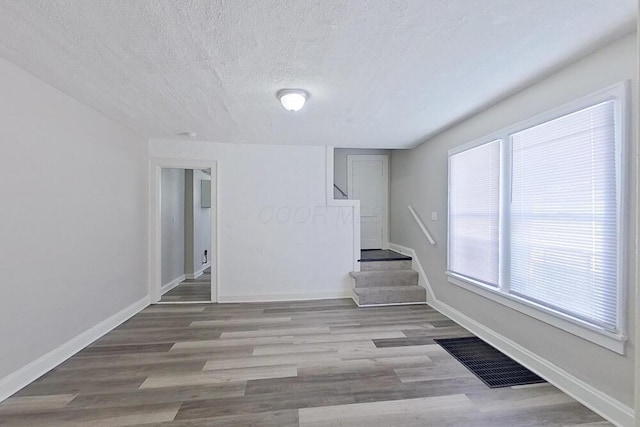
<box><xmin>446</xmin><ymin>81</ymin><xmax>629</xmax><ymax>354</ymax></box>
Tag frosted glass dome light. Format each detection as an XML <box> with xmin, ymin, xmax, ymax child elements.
<box><xmin>278</xmin><ymin>89</ymin><xmax>308</xmax><ymax>112</ymax></box>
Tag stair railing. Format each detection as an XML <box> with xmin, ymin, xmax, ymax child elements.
<box><xmin>333</xmin><ymin>183</ymin><xmax>348</xmax><ymax>199</ymax></box>
<box><xmin>408</xmin><ymin>205</ymin><xmax>436</xmax><ymax>245</ymax></box>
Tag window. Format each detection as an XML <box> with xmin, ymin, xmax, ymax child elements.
<box><xmin>448</xmin><ymin>141</ymin><xmax>500</xmax><ymax>286</ymax></box>
<box><xmin>447</xmin><ymin>83</ymin><xmax>627</xmax><ymax>353</ymax></box>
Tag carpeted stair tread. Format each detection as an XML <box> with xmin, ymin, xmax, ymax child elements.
<box><xmin>359</xmin><ymin>260</ymin><xmax>413</xmax><ymax>271</ymax></box>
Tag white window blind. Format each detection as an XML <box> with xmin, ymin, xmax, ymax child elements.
<box><xmin>510</xmin><ymin>101</ymin><xmax>618</xmax><ymax>331</ymax></box>
<box><xmin>448</xmin><ymin>140</ymin><xmax>500</xmax><ymax>286</ymax></box>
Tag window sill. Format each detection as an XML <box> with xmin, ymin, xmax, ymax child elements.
<box><xmin>446</xmin><ymin>272</ymin><xmax>627</xmax><ymax>355</ymax></box>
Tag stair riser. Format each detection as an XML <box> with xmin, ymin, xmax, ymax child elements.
<box><xmin>356</xmin><ymin>287</ymin><xmax>426</xmax><ymax>305</ymax></box>
<box><xmin>359</xmin><ymin>260</ymin><xmax>412</xmax><ymax>271</ymax></box>
<box><xmin>354</xmin><ymin>276</ymin><xmax>418</xmax><ymax>288</ymax></box>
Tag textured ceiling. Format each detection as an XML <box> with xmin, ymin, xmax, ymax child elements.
<box><xmin>0</xmin><ymin>1</ymin><xmax>635</xmax><ymax>148</ymax></box>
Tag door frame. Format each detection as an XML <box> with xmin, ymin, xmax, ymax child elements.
<box><xmin>149</xmin><ymin>158</ymin><xmax>218</xmax><ymax>303</ymax></box>
<box><xmin>347</xmin><ymin>154</ymin><xmax>389</xmax><ymax>249</ymax></box>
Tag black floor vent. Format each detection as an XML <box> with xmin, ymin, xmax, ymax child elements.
<box><xmin>434</xmin><ymin>337</ymin><xmax>546</xmax><ymax>388</ymax></box>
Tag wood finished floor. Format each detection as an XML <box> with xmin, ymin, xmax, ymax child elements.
<box><xmin>160</xmin><ymin>268</ymin><xmax>211</xmax><ymax>303</ymax></box>
<box><xmin>0</xmin><ymin>299</ymin><xmax>611</xmax><ymax>426</ymax></box>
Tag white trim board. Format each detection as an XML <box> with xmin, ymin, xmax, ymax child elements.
<box><xmin>218</xmin><ymin>291</ymin><xmax>352</xmax><ymax>303</ymax></box>
<box><xmin>161</xmin><ymin>274</ymin><xmax>186</xmax><ymax>295</ymax></box>
<box><xmin>326</xmin><ymin>147</ymin><xmax>361</xmax><ymax>273</ymax></box>
<box><xmin>388</xmin><ymin>242</ymin><xmax>634</xmax><ymax>427</ymax></box>
<box><xmin>0</xmin><ymin>296</ymin><xmax>149</xmax><ymax>403</ymax></box>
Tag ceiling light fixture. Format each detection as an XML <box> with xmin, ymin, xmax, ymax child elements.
<box><xmin>277</xmin><ymin>89</ymin><xmax>308</xmax><ymax>112</ymax></box>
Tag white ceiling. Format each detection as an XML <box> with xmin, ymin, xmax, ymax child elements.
<box><xmin>0</xmin><ymin>1</ymin><xmax>635</xmax><ymax>148</ymax></box>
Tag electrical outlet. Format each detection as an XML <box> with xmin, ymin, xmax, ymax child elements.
<box><xmin>431</xmin><ymin>211</ymin><xmax>438</xmax><ymax>221</ymax></box>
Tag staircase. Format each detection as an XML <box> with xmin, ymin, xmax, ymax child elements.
<box><xmin>350</xmin><ymin>250</ymin><xmax>426</xmax><ymax>306</ymax></box>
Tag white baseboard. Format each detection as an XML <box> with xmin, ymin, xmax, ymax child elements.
<box><xmin>388</xmin><ymin>243</ymin><xmax>436</xmax><ymax>302</ymax></box>
<box><xmin>388</xmin><ymin>242</ymin><xmax>634</xmax><ymax>427</ymax></box>
<box><xmin>185</xmin><ymin>263</ymin><xmax>211</xmax><ymax>280</ymax></box>
<box><xmin>156</xmin><ymin>301</ymin><xmax>214</xmax><ymax>305</ymax></box>
<box><xmin>161</xmin><ymin>274</ymin><xmax>186</xmax><ymax>294</ymax></box>
<box><xmin>354</xmin><ymin>300</ymin><xmax>427</xmax><ymax>308</ymax></box>
<box><xmin>431</xmin><ymin>297</ymin><xmax>634</xmax><ymax>426</ymax></box>
<box><xmin>0</xmin><ymin>296</ymin><xmax>149</xmax><ymax>402</ymax></box>
<box><xmin>218</xmin><ymin>291</ymin><xmax>352</xmax><ymax>303</ymax></box>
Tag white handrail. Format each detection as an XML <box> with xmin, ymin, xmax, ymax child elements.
<box><xmin>408</xmin><ymin>205</ymin><xmax>436</xmax><ymax>245</ymax></box>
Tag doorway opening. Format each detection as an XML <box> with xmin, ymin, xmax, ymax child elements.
<box><xmin>334</xmin><ymin>149</ymin><xmax>389</xmax><ymax>250</ymax></box>
<box><xmin>150</xmin><ymin>160</ymin><xmax>218</xmax><ymax>304</ymax></box>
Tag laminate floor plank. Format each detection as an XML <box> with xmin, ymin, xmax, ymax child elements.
<box><xmin>219</xmin><ymin>326</ymin><xmax>331</xmax><ymax>338</ymax></box>
<box><xmin>0</xmin><ymin>394</ymin><xmax>76</xmax><ymax>414</ymax></box>
<box><xmin>350</xmin><ymin>376</ymin><xmax>488</xmax><ymax>403</ymax></box>
<box><xmin>564</xmin><ymin>422</ymin><xmax>613</xmax><ymax>427</ymax></box>
<box><xmin>203</xmin><ymin>352</ymin><xmax>341</xmax><ymax>371</ymax></box>
<box><xmin>171</xmin><ymin>335</ymin><xmax>296</xmax><ymax>351</ymax></box>
<box><xmin>298</xmin><ymin>394</ymin><xmax>479</xmax><ymax>427</ymax></box>
<box><xmin>140</xmin><ymin>365</ymin><xmax>298</xmax><ymax>389</ymax></box>
<box><xmin>56</xmin><ymin>348</ymin><xmax>254</xmax><ymax>370</ymax></box>
<box><xmin>117</xmin><ymin>318</ymin><xmax>202</xmax><ymax>330</ymax></box>
<box><xmin>252</xmin><ymin>340</ymin><xmax>378</xmax><ymax>356</ymax></box>
<box><xmin>394</xmin><ymin>359</ymin><xmax>478</xmax><ymax>383</ymax></box>
<box><xmin>0</xmin><ymin>403</ymin><xmax>180</xmax><ymax>427</ymax></box>
<box><xmin>14</xmin><ymin>376</ymin><xmax>148</xmax><ymax>397</ymax></box>
<box><xmin>94</xmin><ymin>328</ymin><xmax>223</xmax><ymax>345</ymax></box>
<box><xmin>175</xmin><ymin>392</ymin><xmax>357</xmax><ymax>421</ymax></box>
<box><xmin>74</xmin><ymin>343</ymin><xmax>174</xmax><ymax>357</ymax></box>
<box><xmin>328</xmin><ymin>323</ymin><xmax>435</xmax><ymax>334</ymax></box>
<box><xmin>401</xmin><ymin>325</ymin><xmax>474</xmax><ymax>338</ymax></box>
<box><xmin>292</xmin><ymin>331</ymin><xmax>407</xmax><ymax>344</ymax></box>
<box><xmin>190</xmin><ymin>316</ymin><xmax>292</xmax><ymax>327</ymax></box>
<box><xmin>243</xmin><ymin>369</ymin><xmax>404</xmax><ymax>396</ymax></box>
<box><xmin>43</xmin><ymin>360</ymin><xmax>208</xmax><ymax>381</ymax></box>
<box><xmin>0</xmin><ymin>299</ymin><xmax>611</xmax><ymax>426</ymax></box>
<box><xmin>337</xmin><ymin>343</ymin><xmax>445</xmax><ymax>360</ymax></box>
<box><xmin>160</xmin><ymin>269</ymin><xmax>211</xmax><ymax>303</ymax></box>
<box><xmin>465</xmin><ymin>384</ymin><xmax>575</xmax><ymax>413</ymax></box>
<box><xmin>462</xmin><ymin>401</ymin><xmax>609</xmax><ymax>427</ymax></box>
<box><xmin>67</xmin><ymin>382</ymin><xmax>246</xmax><ymax>409</ymax></box>
<box><xmin>145</xmin><ymin>409</ymin><xmax>299</xmax><ymax>427</ymax></box>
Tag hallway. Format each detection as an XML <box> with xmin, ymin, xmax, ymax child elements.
<box><xmin>160</xmin><ymin>268</ymin><xmax>212</xmax><ymax>303</ymax></box>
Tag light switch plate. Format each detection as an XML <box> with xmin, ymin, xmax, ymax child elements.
<box><xmin>431</xmin><ymin>211</ymin><xmax>438</xmax><ymax>221</ymax></box>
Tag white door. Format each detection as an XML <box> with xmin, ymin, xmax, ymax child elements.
<box><xmin>348</xmin><ymin>155</ymin><xmax>389</xmax><ymax>250</ymax></box>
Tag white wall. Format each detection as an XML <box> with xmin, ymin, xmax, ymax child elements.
<box><xmin>390</xmin><ymin>32</ymin><xmax>637</xmax><ymax>411</ymax></box>
<box><xmin>0</xmin><ymin>57</ymin><xmax>147</xmax><ymax>389</ymax></box>
<box><xmin>183</xmin><ymin>169</ymin><xmax>212</xmax><ymax>276</ymax></box>
<box><xmin>149</xmin><ymin>141</ymin><xmax>355</xmax><ymax>301</ymax></box>
<box><xmin>334</xmin><ymin>148</ymin><xmax>390</xmax><ymax>198</ymax></box>
<box><xmin>161</xmin><ymin>168</ymin><xmax>185</xmax><ymax>285</ymax></box>
<box><xmin>192</xmin><ymin>169</ymin><xmax>212</xmax><ymax>272</ymax></box>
